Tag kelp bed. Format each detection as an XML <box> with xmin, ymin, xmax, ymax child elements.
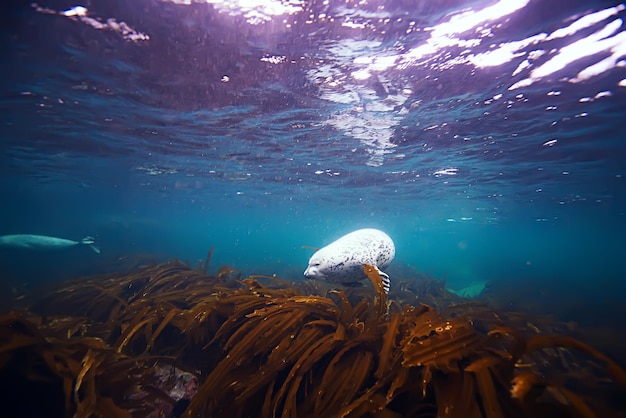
<box><xmin>1</xmin><ymin>257</ymin><xmax>625</xmax><ymax>418</ymax></box>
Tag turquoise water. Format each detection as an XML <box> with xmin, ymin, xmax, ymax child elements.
<box><xmin>1</xmin><ymin>0</ymin><xmax>625</xmax><ymax>325</ymax></box>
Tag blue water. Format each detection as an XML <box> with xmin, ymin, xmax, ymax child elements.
<box><xmin>1</xmin><ymin>0</ymin><xmax>625</xmax><ymax>323</ymax></box>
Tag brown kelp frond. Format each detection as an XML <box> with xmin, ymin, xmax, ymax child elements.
<box><xmin>0</xmin><ymin>310</ymin><xmax>176</xmax><ymax>418</ymax></box>
<box><xmin>391</xmin><ymin>276</ymin><xmax>463</xmax><ymax>312</ymax></box>
<box><xmin>202</xmin><ymin>247</ymin><xmax>214</xmax><ymax>274</ymax></box>
<box><xmin>466</xmin><ymin>362</ymin><xmax>506</xmax><ymax>418</ymax></box>
<box><xmin>185</xmin><ymin>290</ymin><xmax>355</xmax><ymax>417</ymax></box>
<box><xmin>524</xmin><ymin>334</ymin><xmax>626</xmax><ymax>389</ymax></box>
<box><xmin>216</xmin><ymin>264</ymin><xmax>241</xmax><ymax>280</ymax></box>
<box><xmin>363</xmin><ymin>264</ymin><xmax>388</xmax><ymax>318</ymax></box>
<box><xmin>376</xmin><ymin>312</ymin><xmax>402</xmax><ymax>379</ymax></box>
<box><xmin>2</xmin><ymin>260</ymin><xmax>625</xmax><ymax>417</ymax></box>
<box><xmin>511</xmin><ymin>370</ymin><xmax>599</xmax><ymax>418</ymax></box>
<box><xmin>400</xmin><ymin>305</ymin><xmax>480</xmax><ymax>371</ymax></box>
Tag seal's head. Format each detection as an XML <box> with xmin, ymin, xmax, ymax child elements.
<box><xmin>303</xmin><ymin>252</ymin><xmax>331</xmax><ymax>280</ymax></box>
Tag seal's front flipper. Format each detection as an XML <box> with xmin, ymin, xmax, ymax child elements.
<box><xmin>375</xmin><ymin>267</ymin><xmax>390</xmax><ymax>294</ymax></box>
<box><xmin>80</xmin><ymin>236</ymin><xmax>101</xmax><ymax>254</ymax></box>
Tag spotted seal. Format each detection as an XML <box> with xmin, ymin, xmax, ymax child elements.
<box><xmin>0</xmin><ymin>234</ymin><xmax>100</xmax><ymax>254</ymax></box>
<box><xmin>304</xmin><ymin>228</ymin><xmax>395</xmax><ymax>293</ymax></box>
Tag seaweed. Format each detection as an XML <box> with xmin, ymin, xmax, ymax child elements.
<box><xmin>0</xmin><ymin>259</ymin><xmax>625</xmax><ymax>417</ymax></box>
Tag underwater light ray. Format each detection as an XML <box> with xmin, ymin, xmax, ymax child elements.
<box><xmin>400</xmin><ymin>0</ymin><xmax>531</xmax><ymax>67</ymax></box>
<box><xmin>430</xmin><ymin>0</ymin><xmax>531</xmax><ymax>38</ymax></box>
<box><xmin>533</xmin><ymin>18</ymin><xmax>623</xmax><ymax>79</ymax></box>
<box><xmin>160</xmin><ymin>0</ymin><xmax>305</xmax><ymax>24</ymax></box>
<box><xmin>32</xmin><ymin>4</ymin><xmax>150</xmax><ymax>41</ymax></box>
<box><xmin>505</xmin><ymin>3</ymin><xmax>626</xmax><ymax>89</ymax></box>
<box><xmin>547</xmin><ymin>4</ymin><xmax>626</xmax><ymax>41</ymax></box>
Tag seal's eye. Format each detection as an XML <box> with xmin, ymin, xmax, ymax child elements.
<box><xmin>311</xmin><ymin>263</ymin><xmax>320</xmax><ymax>267</ymax></box>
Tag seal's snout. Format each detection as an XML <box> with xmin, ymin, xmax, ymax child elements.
<box><xmin>304</xmin><ymin>262</ymin><xmax>325</xmax><ymax>279</ymax></box>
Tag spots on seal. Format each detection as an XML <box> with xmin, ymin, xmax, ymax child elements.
<box><xmin>304</xmin><ymin>228</ymin><xmax>395</xmax><ymax>293</ymax></box>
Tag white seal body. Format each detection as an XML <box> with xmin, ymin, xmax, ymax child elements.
<box><xmin>0</xmin><ymin>234</ymin><xmax>100</xmax><ymax>254</ymax></box>
<box><xmin>304</xmin><ymin>228</ymin><xmax>395</xmax><ymax>292</ymax></box>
